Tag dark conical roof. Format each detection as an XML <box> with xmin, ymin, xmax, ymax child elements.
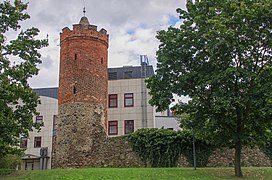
<box><xmin>79</xmin><ymin>16</ymin><xmax>90</xmax><ymax>26</ymax></box>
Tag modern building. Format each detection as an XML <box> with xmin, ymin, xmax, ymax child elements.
<box><xmin>108</xmin><ymin>56</ymin><xmax>155</xmax><ymax>136</ymax></box>
<box><xmin>19</xmin><ymin>59</ymin><xmax>159</xmax><ymax>170</ymax></box>
<box><xmin>19</xmin><ymin>14</ymin><xmax>179</xmax><ymax>170</ymax></box>
<box><xmin>155</xmin><ymin>110</ymin><xmax>180</xmax><ymax>131</ymax></box>
<box><xmin>20</xmin><ymin>88</ymin><xmax>58</xmax><ymax>170</ymax></box>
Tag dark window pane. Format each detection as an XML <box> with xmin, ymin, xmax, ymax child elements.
<box><xmin>125</xmin><ymin>120</ymin><xmax>134</xmax><ymax>134</ymax></box>
<box><xmin>36</xmin><ymin>116</ymin><xmax>43</xmax><ymax>124</ymax></box>
<box><xmin>109</xmin><ymin>72</ymin><xmax>118</xmax><ymax>80</ymax></box>
<box><xmin>108</xmin><ymin>121</ymin><xmax>118</xmax><ymax>135</ymax></box>
<box><xmin>124</xmin><ymin>71</ymin><xmax>132</xmax><ymax>79</ymax></box>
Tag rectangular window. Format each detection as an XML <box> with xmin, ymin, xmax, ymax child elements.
<box><xmin>108</xmin><ymin>72</ymin><xmax>118</xmax><ymax>80</ymax></box>
<box><xmin>124</xmin><ymin>93</ymin><xmax>134</xmax><ymax>107</ymax></box>
<box><xmin>124</xmin><ymin>120</ymin><xmax>134</xmax><ymax>134</ymax></box>
<box><xmin>108</xmin><ymin>121</ymin><xmax>118</xmax><ymax>135</ymax></box>
<box><xmin>53</xmin><ymin>115</ymin><xmax>57</xmax><ymax>137</ymax></box>
<box><xmin>124</xmin><ymin>71</ymin><xmax>133</xmax><ymax>79</ymax></box>
<box><xmin>20</xmin><ymin>137</ymin><xmax>28</xmax><ymax>148</ymax></box>
<box><xmin>36</xmin><ymin>116</ymin><xmax>43</xmax><ymax>124</ymax></box>
<box><xmin>34</xmin><ymin>137</ymin><xmax>42</xmax><ymax>148</ymax></box>
<box><xmin>109</xmin><ymin>94</ymin><xmax>118</xmax><ymax>108</ymax></box>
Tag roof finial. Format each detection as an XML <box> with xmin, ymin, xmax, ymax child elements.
<box><xmin>83</xmin><ymin>2</ymin><xmax>86</xmax><ymax>17</ymax></box>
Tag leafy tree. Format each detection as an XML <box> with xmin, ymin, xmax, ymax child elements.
<box><xmin>146</xmin><ymin>0</ymin><xmax>272</xmax><ymax>177</ymax></box>
<box><xmin>0</xmin><ymin>0</ymin><xmax>48</xmax><ymax>157</ymax></box>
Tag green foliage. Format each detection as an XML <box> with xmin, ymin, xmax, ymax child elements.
<box><xmin>128</xmin><ymin>128</ymin><xmax>214</xmax><ymax>167</ymax></box>
<box><xmin>146</xmin><ymin>0</ymin><xmax>272</xmax><ymax>177</ymax></box>
<box><xmin>261</xmin><ymin>136</ymin><xmax>272</xmax><ymax>161</ymax></box>
<box><xmin>0</xmin><ymin>154</ymin><xmax>22</xmax><ymax>176</ymax></box>
<box><xmin>128</xmin><ymin>128</ymin><xmax>184</xmax><ymax>167</ymax></box>
<box><xmin>0</xmin><ymin>154</ymin><xmax>22</xmax><ymax>169</ymax></box>
<box><xmin>180</xmin><ymin>132</ymin><xmax>215</xmax><ymax>167</ymax></box>
<box><xmin>0</xmin><ymin>0</ymin><xmax>48</xmax><ymax>157</ymax></box>
<box><xmin>0</xmin><ymin>169</ymin><xmax>15</xmax><ymax>176</ymax></box>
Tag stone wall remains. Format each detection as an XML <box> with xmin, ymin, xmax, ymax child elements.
<box><xmin>51</xmin><ymin>103</ymin><xmax>145</xmax><ymax>168</ymax></box>
<box><xmin>52</xmin><ymin>102</ymin><xmax>271</xmax><ymax>168</ymax></box>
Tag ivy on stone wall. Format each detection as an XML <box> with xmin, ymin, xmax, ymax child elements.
<box><xmin>181</xmin><ymin>132</ymin><xmax>215</xmax><ymax>167</ymax></box>
<box><xmin>127</xmin><ymin>128</ymin><xmax>214</xmax><ymax>167</ymax></box>
<box><xmin>261</xmin><ymin>138</ymin><xmax>272</xmax><ymax>161</ymax></box>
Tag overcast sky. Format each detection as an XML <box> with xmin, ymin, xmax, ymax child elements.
<box><xmin>15</xmin><ymin>0</ymin><xmax>186</xmax><ymax>88</ymax></box>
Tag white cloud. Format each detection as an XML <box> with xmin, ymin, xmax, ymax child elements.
<box><xmin>16</xmin><ymin>0</ymin><xmax>187</xmax><ymax>87</ymax></box>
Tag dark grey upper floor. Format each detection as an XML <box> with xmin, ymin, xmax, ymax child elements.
<box><xmin>33</xmin><ymin>65</ymin><xmax>154</xmax><ymax>99</ymax></box>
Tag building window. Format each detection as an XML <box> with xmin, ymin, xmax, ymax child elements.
<box><xmin>73</xmin><ymin>86</ymin><xmax>76</xmax><ymax>94</ymax></box>
<box><xmin>53</xmin><ymin>115</ymin><xmax>57</xmax><ymax>137</ymax></box>
<box><xmin>75</xmin><ymin>54</ymin><xmax>77</xmax><ymax>60</ymax></box>
<box><xmin>36</xmin><ymin>116</ymin><xmax>43</xmax><ymax>124</ymax></box>
<box><xmin>108</xmin><ymin>121</ymin><xmax>118</xmax><ymax>135</ymax></box>
<box><xmin>34</xmin><ymin>137</ymin><xmax>42</xmax><ymax>148</ymax></box>
<box><xmin>108</xmin><ymin>72</ymin><xmax>118</xmax><ymax>80</ymax></box>
<box><xmin>124</xmin><ymin>71</ymin><xmax>132</xmax><ymax>79</ymax></box>
<box><xmin>101</xmin><ymin>58</ymin><xmax>103</xmax><ymax>64</ymax></box>
<box><xmin>109</xmin><ymin>94</ymin><xmax>118</xmax><ymax>108</ymax></box>
<box><xmin>124</xmin><ymin>93</ymin><xmax>134</xmax><ymax>107</ymax></box>
<box><xmin>125</xmin><ymin>120</ymin><xmax>134</xmax><ymax>134</ymax></box>
<box><xmin>20</xmin><ymin>137</ymin><xmax>28</xmax><ymax>148</ymax></box>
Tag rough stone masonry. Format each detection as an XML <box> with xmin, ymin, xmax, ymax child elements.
<box><xmin>51</xmin><ymin>16</ymin><xmax>271</xmax><ymax>168</ymax></box>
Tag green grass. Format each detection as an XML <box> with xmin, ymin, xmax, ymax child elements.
<box><xmin>1</xmin><ymin>167</ymin><xmax>272</xmax><ymax>180</ymax></box>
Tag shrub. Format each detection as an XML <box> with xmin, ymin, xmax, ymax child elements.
<box><xmin>128</xmin><ymin>128</ymin><xmax>214</xmax><ymax>167</ymax></box>
<box><xmin>0</xmin><ymin>154</ymin><xmax>22</xmax><ymax>170</ymax></box>
<box><xmin>261</xmin><ymin>138</ymin><xmax>272</xmax><ymax>161</ymax></box>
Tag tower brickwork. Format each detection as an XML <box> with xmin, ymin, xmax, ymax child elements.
<box><xmin>58</xmin><ymin>16</ymin><xmax>108</xmax><ymax>120</ymax></box>
<box><xmin>52</xmin><ymin>16</ymin><xmax>109</xmax><ymax>167</ymax></box>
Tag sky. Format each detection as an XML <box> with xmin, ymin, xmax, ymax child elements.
<box><xmin>13</xmin><ymin>0</ymin><xmax>186</xmax><ymax>88</ymax></box>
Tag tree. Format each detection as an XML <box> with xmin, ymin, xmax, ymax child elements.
<box><xmin>0</xmin><ymin>0</ymin><xmax>48</xmax><ymax>157</ymax></box>
<box><xmin>146</xmin><ymin>0</ymin><xmax>272</xmax><ymax>177</ymax></box>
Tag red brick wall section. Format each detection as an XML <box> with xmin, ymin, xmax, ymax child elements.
<box><xmin>58</xmin><ymin>23</ymin><xmax>109</xmax><ymax>128</ymax></box>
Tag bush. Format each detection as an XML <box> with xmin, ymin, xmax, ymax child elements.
<box><xmin>0</xmin><ymin>154</ymin><xmax>22</xmax><ymax>170</ymax></box>
<box><xmin>261</xmin><ymin>138</ymin><xmax>272</xmax><ymax>161</ymax></box>
<box><xmin>0</xmin><ymin>169</ymin><xmax>15</xmax><ymax>176</ymax></box>
<box><xmin>181</xmin><ymin>132</ymin><xmax>215</xmax><ymax>167</ymax></box>
<box><xmin>128</xmin><ymin>128</ymin><xmax>214</xmax><ymax>167</ymax></box>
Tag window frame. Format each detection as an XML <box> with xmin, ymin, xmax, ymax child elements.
<box><xmin>124</xmin><ymin>71</ymin><xmax>133</xmax><ymax>79</ymax></box>
<box><xmin>34</xmin><ymin>136</ymin><xmax>42</xmax><ymax>148</ymax></box>
<box><xmin>108</xmin><ymin>94</ymin><xmax>118</xmax><ymax>108</ymax></box>
<box><xmin>20</xmin><ymin>137</ymin><xmax>28</xmax><ymax>148</ymax></box>
<box><xmin>124</xmin><ymin>120</ymin><xmax>134</xmax><ymax>134</ymax></box>
<box><xmin>35</xmin><ymin>116</ymin><xmax>43</xmax><ymax>124</ymax></box>
<box><xmin>108</xmin><ymin>120</ymin><xmax>118</xmax><ymax>135</ymax></box>
<box><xmin>124</xmin><ymin>93</ymin><xmax>134</xmax><ymax>107</ymax></box>
<box><xmin>53</xmin><ymin>115</ymin><xmax>57</xmax><ymax>137</ymax></box>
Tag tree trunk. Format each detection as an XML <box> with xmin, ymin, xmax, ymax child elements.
<box><xmin>234</xmin><ymin>140</ymin><xmax>243</xmax><ymax>177</ymax></box>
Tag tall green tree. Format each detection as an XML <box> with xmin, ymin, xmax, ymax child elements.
<box><xmin>146</xmin><ymin>0</ymin><xmax>272</xmax><ymax>177</ymax></box>
<box><xmin>0</xmin><ymin>0</ymin><xmax>48</xmax><ymax>157</ymax></box>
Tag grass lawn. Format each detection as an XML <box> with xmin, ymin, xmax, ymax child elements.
<box><xmin>1</xmin><ymin>167</ymin><xmax>272</xmax><ymax>180</ymax></box>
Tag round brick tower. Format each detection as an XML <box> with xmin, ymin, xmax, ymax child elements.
<box><xmin>58</xmin><ymin>16</ymin><xmax>108</xmax><ymax>123</ymax></box>
<box><xmin>53</xmin><ymin>16</ymin><xmax>109</xmax><ymax>168</ymax></box>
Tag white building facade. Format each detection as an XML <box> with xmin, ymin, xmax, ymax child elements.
<box><xmin>20</xmin><ymin>90</ymin><xmax>58</xmax><ymax>170</ymax></box>
<box><xmin>20</xmin><ymin>61</ymin><xmax>169</xmax><ymax>170</ymax></box>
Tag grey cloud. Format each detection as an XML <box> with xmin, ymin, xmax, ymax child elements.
<box><xmin>22</xmin><ymin>0</ymin><xmax>186</xmax><ymax>88</ymax></box>
<box><xmin>39</xmin><ymin>55</ymin><xmax>54</xmax><ymax>69</ymax></box>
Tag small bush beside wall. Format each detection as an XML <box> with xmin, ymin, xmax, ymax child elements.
<box><xmin>0</xmin><ymin>154</ymin><xmax>22</xmax><ymax>175</ymax></box>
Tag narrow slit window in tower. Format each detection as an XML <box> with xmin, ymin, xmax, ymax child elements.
<box><xmin>73</xmin><ymin>86</ymin><xmax>76</xmax><ymax>94</ymax></box>
<box><xmin>75</xmin><ymin>54</ymin><xmax>77</xmax><ymax>60</ymax></box>
<box><xmin>101</xmin><ymin>58</ymin><xmax>103</xmax><ymax>64</ymax></box>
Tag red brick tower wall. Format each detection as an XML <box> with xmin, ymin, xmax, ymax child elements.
<box><xmin>58</xmin><ymin>18</ymin><xmax>108</xmax><ymax>127</ymax></box>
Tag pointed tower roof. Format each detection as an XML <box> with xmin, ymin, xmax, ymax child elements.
<box><xmin>79</xmin><ymin>16</ymin><xmax>90</xmax><ymax>25</ymax></box>
<box><xmin>79</xmin><ymin>4</ymin><xmax>90</xmax><ymax>26</ymax></box>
